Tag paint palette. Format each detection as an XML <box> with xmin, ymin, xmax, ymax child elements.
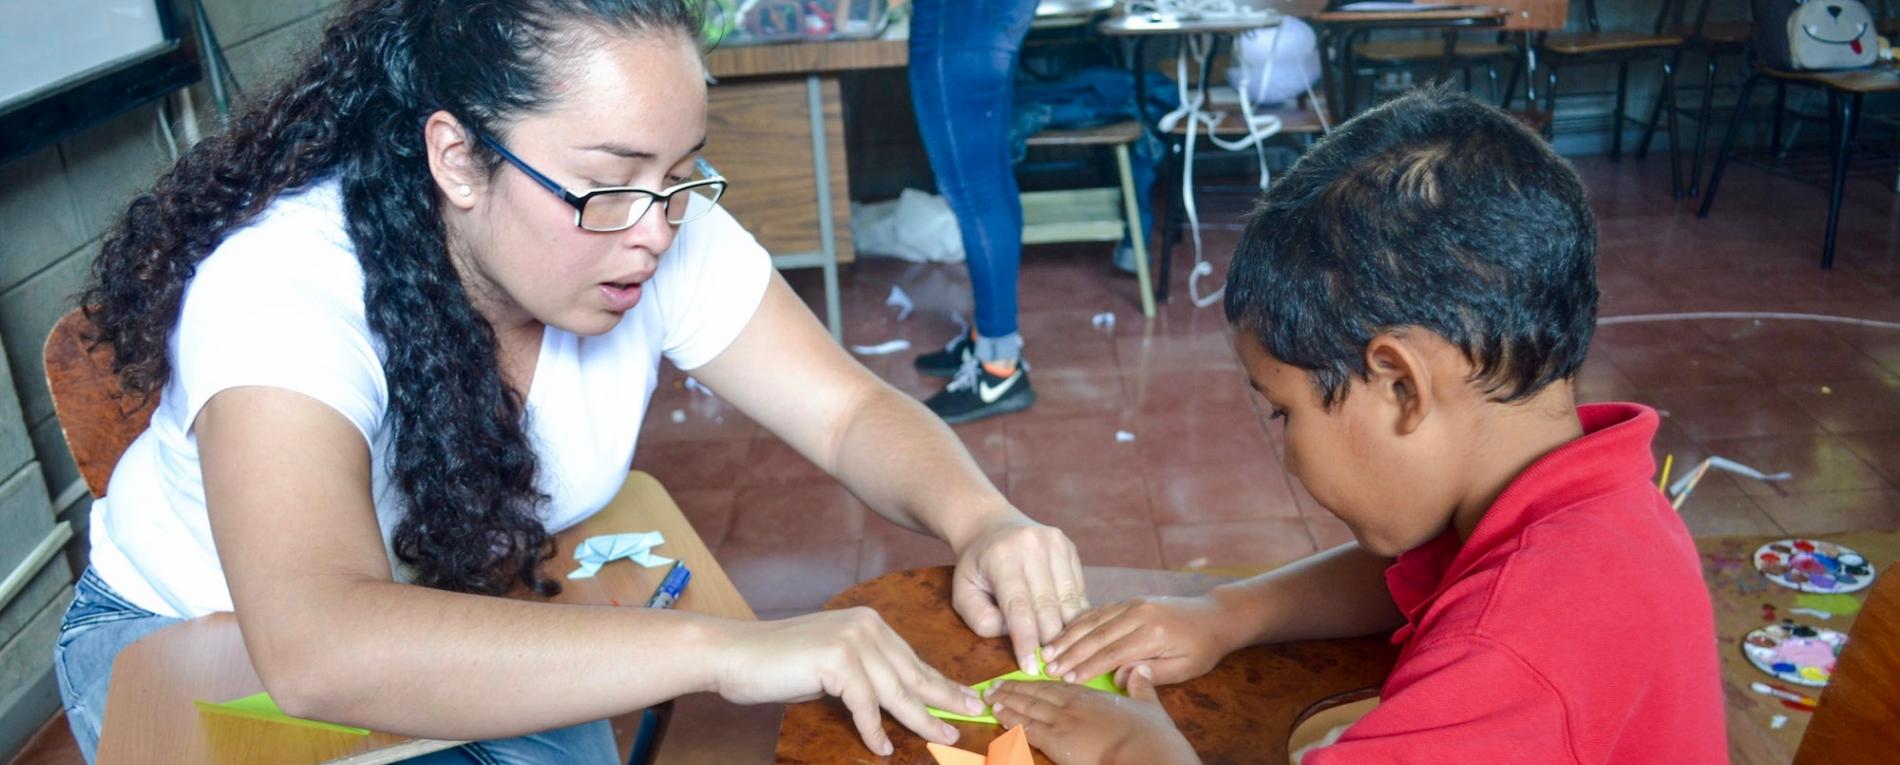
<box><xmin>1742</xmin><ymin>621</ymin><xmax>1847</xmax><ymax>687</ymax></box>
<box><xmin>1753</xmin><ymin>539</ymin><xmax>1875</xmax><ymax>594</ymax></box>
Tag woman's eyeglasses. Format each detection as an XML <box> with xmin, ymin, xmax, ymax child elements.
<box><xmin>478</xmin><ymin>133</ymin><xmax>728</xmax><ymax>232</ymax></box>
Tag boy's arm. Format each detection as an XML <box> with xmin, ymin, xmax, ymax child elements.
<box><xmin>1209</xmin><ymin>540</ymin><xmax>1405</xmax><ymax>647</ymax></box>
<box><xmin>1046</xmin><ymin>542</ymin><xmax>1403</xmax><ymax>683</ymax></box>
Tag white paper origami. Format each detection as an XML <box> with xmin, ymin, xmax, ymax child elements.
<box><xmin>568</xmin><ymin>532</ymin><xmax>673</xmax><ymax>579</ymax></box>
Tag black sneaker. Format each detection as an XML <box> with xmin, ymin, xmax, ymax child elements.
<box><xmin>926</xmin><ymin>357</ymin><xmax>1035</xmax><ymax>424</ymax></box>
<box><xmin>914</xmin><ymin>331</ymin><xmax>975</xmax><ymax>377</ymax></box>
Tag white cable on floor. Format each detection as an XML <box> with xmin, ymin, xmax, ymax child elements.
<box><xmin>1598</xmin><ymin>311</ymin><xmax>1900</xmax><ymax>331</ymax></box>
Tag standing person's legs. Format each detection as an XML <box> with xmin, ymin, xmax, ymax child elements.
<box><xmin>909</xmin><ymin>0</ymin><xmax>1042</xmax><ymax>423</ymax></box>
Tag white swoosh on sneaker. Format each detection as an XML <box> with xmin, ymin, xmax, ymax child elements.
<box><xmin>978</xmin><ymin>372</ymin><xmax>1020</xmax><ymax>403</ymax></box>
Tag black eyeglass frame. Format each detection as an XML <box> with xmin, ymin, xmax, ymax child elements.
<box><xmin>477</xmin><ymin>133</ymin><xmax>728</xmax><ymax>232</ymax></box>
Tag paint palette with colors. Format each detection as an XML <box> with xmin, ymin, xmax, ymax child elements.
<box><xmin>1742</xmin><ymin>621</ymin><xmax>1847</xmax><ymax>688</ymax></box>
<box><xmin>1753</xmin><ymin>538</ymin><xmax>1874</xmax><ymax>594</ymax></box>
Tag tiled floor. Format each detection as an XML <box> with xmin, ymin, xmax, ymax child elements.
<box><xmin>12</xmin><ymin>157</ymin><xmax>1900</xmax><ymax>765</ymax></box>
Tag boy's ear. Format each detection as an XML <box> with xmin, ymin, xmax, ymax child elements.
<box><xmin>1364</xmin><ymin>333</ymin><xmax>1433</xmax><ymax>435</ymax></box>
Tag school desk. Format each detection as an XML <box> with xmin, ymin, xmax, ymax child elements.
<box><xmin>1698</xmin><ymin>529</ymin><xmax>1900</xmax><ymax>765</ymax></box>
<box><xmin>701</xmin><ymin>38</ymin><xmax>910</xmax><ymax>341</ymax></box>
<box><xmin>92</xmin><ymin>470</ymin><xmax>754</xmax><ymax>765</ymax></box>
<box><xmin>773</xmin><ymin>565</ymin><xmax>1402</xmax><ymax>765</ymax></box>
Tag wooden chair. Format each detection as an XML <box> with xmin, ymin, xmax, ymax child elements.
<box><xmin>1696</xmin><ymin>65</ymin><xmax>1900</xmax><ymax>269</ymax></box>
<box><xmin>1656</xmin><ymin>0</ymin><xmax>1755</xmax><ymax>195</ymax></box>
<box><xmin>1020</xmin><ymin>121</ymin><xmax>1158</xmax><ymax>318</ymax></box>
<box><xmin>1794</xmin><ymin>561</ymin><xmax>1900</xmax><ymax>762</ymax></box>
<box><xmin>1525</xmin><ymin>0</ymin><xmax>1686</xmax><ymax>195</ymax></box>
<box><xmin>43</xmin><ymin>307</ymin><xmax>156</xmax><ymax>499</ymax></box>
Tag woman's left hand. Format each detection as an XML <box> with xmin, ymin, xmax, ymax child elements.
<box><xmin>990</xmin><ymin>665</ymin><xmax>1200</xmax><ymax>765</ymax></box>
<box><xmin>951</xmin><ymin>516</ymin><xmax>1087</xmax><ymax>674</ymax></box>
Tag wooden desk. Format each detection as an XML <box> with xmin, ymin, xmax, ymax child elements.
<box><xmin>774</xmin><ymin>567</ymin><xmax>1400</xmax><ymax>764</ymax></box>
<box><xmin>701</xmin><ymin>39</ymin><xmax>910</xmax><ymax>339</ymax></box>
<box><xmin>94</xmin><ymin>470</ymin><xmax>752</xmax><ymax>765</ymax></box>
<box><xmin>1699</xmin><ymin>530</ymin><xmax>1900</xmax><ymax>765</ymax></box>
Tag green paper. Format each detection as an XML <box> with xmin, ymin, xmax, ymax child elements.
<box><xmin>195</xmin><ymin>692</ymin><xmax>371</xmax><ymax>736</ymax></box>
<box><xmin>928</xmin><ymin>649</ymin><xmax>1125</xmax><ymax>725</ymax></box>
<box><xmin>1794</xmin><ymin>593</ymin><xmax>1863</xmax><ymax>615</ymax></box>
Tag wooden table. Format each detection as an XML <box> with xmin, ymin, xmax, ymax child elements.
<box><xmin>774</xmin><ymin>567</ymin><xmax>1400</xmax><ymax>764</ymax></box>
<box><xmin>1698</xmin><ymin>529</ymin><xmax>1900</xmax><ymax>765</ymax></box>
<box><xmin>94</xmin><ymin>470</ymin><xmax>753</xmax><ymax>765</ymax></box>
<box><xmin>701</xmin><ymin>39</ymin><xmax>910</xmax><ymax>339</ymax></box>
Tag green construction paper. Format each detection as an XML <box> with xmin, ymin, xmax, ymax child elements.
<box><xmin>1794</xmin><ymin>593</ymin><xmax>1863</xmax><ymax>616</ymax></box>
<box><xmin>928</xmin><ymin>649</ymin><xmax>1125</xmax><ymax>725</ymax></box>
<box><xmin>195</xmin><ymin>692</ymin><xmax>372</xmax><ymax>736</ymax></box>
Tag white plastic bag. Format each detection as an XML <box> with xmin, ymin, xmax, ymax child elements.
<box><xmin>851</xmin><ymin>188</ymin><xmax>966</xmax><ymax>263</ymax></box>
<box><xmin>1226</xmin><ymin>17</ymin><xmax>1321</xmax><ymax>107</ymax></box>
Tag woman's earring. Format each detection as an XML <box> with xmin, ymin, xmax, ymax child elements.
<box><xmin>456</xmin><ymin>184</ymin><xmax>472</xmax><ymax>197</ymax></box>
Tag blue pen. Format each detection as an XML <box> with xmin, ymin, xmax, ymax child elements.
<box><xmin>644</xmin><ymin>560</ymin><xmax>692</xmax><ymax>609</ymax></box>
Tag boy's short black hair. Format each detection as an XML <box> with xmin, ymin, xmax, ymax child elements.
<box><xmin>1225</xmin><ymin>87</ymin><xmax>1598</xmax><ymax>407</ymax></box>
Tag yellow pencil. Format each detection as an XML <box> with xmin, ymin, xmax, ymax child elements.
<box><xmin>1658</xmin><ymin>454</ymin><xmax>1674</xmax><ymax>491</ymax></box>
<box><xmin>1670</xmin><ymin>458</ymin><xmax>1713</xmax><ymax>511</ymax></box>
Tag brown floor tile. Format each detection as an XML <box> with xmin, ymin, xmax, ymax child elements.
<box><xmin>1023</xmin><ymin>368</ymin><xmax>1131</xmax><ymax>418</ymax></box>
<box><xmin>1600</xmin><ymin>338</ymin><xmax>1766</xmax><ymax>390</ymax></box>
<box><xmin>1777</xmin><ymin>380</ymin><xmax>1900</xmax><ymax>435</ymax></box>
<box><xmin>1003</xmin><ymin>413</ymin><xmax>1142</xmax><ymax>476</ymax></box>
<box><xmin>632</xmin><ymin>440</ymin><xmax>751</xmax><ymax>491</ymax></box>
<box><xmin>1749</xmin><ymin>490</ymin><xmax>1900</xmax><ymax>536</ymax></box>
<box><xmin>1837</xmin><ymin>431</ymin><xmax>1900</xmax><ymax>487</ymax></box>
<box><xmin>1116</xmin><ymin>330</ymin><xmax>1241</xmax><ymax>375</ymax></box>
<box><xmin>1123</xmin><ymin>367</ymin><xmax>1253</xmax><ymax>416</ymax></box>
<box><xmin>1695</xmin><ymin>433</ymin><xmax>1897</xmax><ymax>497</ymax></box>
<box><xmin>1144</xmin><ymin>462</ymin><xmax>1300</xmax><ymax>525</ymax></box>
<box><xmin>1066</xmin><ymin>525</ymin><xmax>1165</xmax><ymax>569</ymax></box>
<box><xmin>671</xmin><ymin>488</ymin><xmax>737</xmax><ymax>549</ymax></box>
<box><xmin>1134</xmin><ymin>413</ymin><xmax>1276</xmax><ymax>472</ymax></box>
<box><xmin>1157</xmin><ymin>519</ymin><xmax>1318</xmax><ymax>571</ymax></box>
<box><xmin>1007</xmin><ymin>469</ymin><xmax>1154</xmax><ymax>530</ymax></box>
<box><xmin>1674</xmin><ymin>493</ymin><xmax>1785</xmax><ymax>537</ymax></box>
<box><xmin>715</xmin><ymin>538</ymin><xmax>862</xmax><ymax>612</ymax></box>
<box><xmin>727</xmin><ymin>483</ymin><xmax>867</xmax><ymax>544</ymax></box>
<box><xmin>1699</xmin><ymin>318</ymin><xmax>1899</xmax><ymax>385</ymax></box>
<box><xmin>1573</xmin><ymin>352</ymin><xmax>1644</xmax><ymax>404</ymax></box>
<box><xmin>1643</xmin><ymin>386</ymin><xmax>1823</xmax><ymax>442</ymax></box>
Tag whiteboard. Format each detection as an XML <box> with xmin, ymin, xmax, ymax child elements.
<box><xmin>0</xmin><ymin>0</ymin><xmax>170</xmax><ymax>108</ymax></box>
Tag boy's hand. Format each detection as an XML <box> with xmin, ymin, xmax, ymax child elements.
<box><xmin>1042</xmin><ymin>596</ymin><xmax>1234</xmax><ymax>685</ymax></box>
<box><xmin>990</xmin><ymin>665</ymin><xmax>1200</xmax><ymax>765</ymax></box>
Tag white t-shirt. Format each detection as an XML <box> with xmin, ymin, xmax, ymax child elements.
<box><xmin>89</xmin><ymin>179</ymin><xmax>771</xmax><ymax>619</ymax></box>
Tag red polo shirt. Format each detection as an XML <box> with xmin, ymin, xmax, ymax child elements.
<box><xmin>1305</xmin><ymin>403</ymin><xmax>1727</xmax><ymax>764</ymax></box>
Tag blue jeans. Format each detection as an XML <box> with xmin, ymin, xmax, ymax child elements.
<box><xmin>910</xmin><ymin>0</ymin><xmax>1040</xmax><ymax>360</ymax></box>
<box><xmin>53</xmin><ymin>567</ymin><xmax>619</xmax><ymax>764</ymax></box>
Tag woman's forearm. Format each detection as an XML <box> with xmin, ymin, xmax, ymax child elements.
<box><xmin>256</xmin><ymin>580</ymin><xmax>734</xmax><ymax>739</ymax></box>
<box><xmin>825</xmin><ymin>383</ymin><xmax>1021</xmax><ymax>553</ymax></box>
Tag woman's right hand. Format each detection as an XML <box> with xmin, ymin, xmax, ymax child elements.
<box><xmin>712</xmin><ymin>607</ymin><xmax>984</xmax><ymax>756</ymax></box>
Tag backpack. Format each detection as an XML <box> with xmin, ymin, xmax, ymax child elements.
<box><xmin>1753</xmin><ymin>0</ymin><xmax>1879</xmax><ymax>70</ymax></box>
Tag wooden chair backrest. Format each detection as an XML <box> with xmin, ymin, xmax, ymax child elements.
<box><xmin>1491</xmin><ymin>0</ymin><xmax>1569</xmax><ymax>31</ymax></box>
<box><xmin>1794</xmin><ymin>562</ymin><xmax>1900</xmax><ymax>763</ymax></box>
<box><xmin>43</xmin><ymin>308</ymin><xmax>156</xmax><ymax>499</ymax></box>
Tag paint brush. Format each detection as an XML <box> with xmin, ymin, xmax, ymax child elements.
<box><xmin>1670</xmin><ymin>458</ymin><xmax>1714</xmax><ymax>511</ymax></box>
<box><xmin>1751</xmin><ymin>682</ymin><xmax>1819</xmax><ymax>708</ymax></box>
<box><xmin>1658</xmin><ymin>454</ymin><xmax>1674</xmax><ymax>492</ymax></box>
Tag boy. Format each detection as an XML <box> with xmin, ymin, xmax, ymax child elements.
<box><xmin>985</xmin><ymin>88</ymin><xmax>1727</xmax><ymax>764</ymax></box>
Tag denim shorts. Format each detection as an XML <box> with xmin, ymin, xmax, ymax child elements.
<box><xmin>53</xmin><ymin>566</ymin><xmax>618</xmax><ymax>764</ymax></box>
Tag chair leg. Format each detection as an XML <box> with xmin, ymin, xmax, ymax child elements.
<box><xmin>1822</xmin><ymin>91</ymin><xmax>1861</xmax><ymax>270</ymax></box>
<box><xmin>1114</xmin><ymin>143</ymin><xmax>1157</xmax><ymax>317</ymax></box>
<box><xmin>1770</xmin><ymin>82</ymin><xmax>1787</xmax><ymax>160</ymax></box>
<box><xmin>1610</xmin><ymin>60</ymin><xmax>1630</xmax><ymax>161</ymax></box>
<box><xmin>1689</xmin><ymin>55</ymin><xmax>1720</xmax><ymax>197</ymax></box>
<box><xmin>1697</xmin><ymin>73</ymin><xmax>1760</xmax><ymax>218</ymax></box>
<box><xmin>1157</xmin><ymin>144</ymin><xmax>1179</xmax><ymax>303</ymax></box>
<box><xmin>1499</xmin><ymin>58</ymin><xmax>1523</xmax><ymax>108</ymax></box>
<box><xmin>1663</xmin><ymin>58</ymin><xmax>1685</xmax><ymax>199</ymax></box>
<box><xmin>1542</xmin><ymin>65</ymin><xmax>1559</xmax><ymax>137</ymax></box>
<box><xmin>1635</xmin><ymin>49</ymin><xmax>1682</xmax><ymax>159</ymax></box>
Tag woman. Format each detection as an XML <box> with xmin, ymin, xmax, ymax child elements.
<box><xmin>56</xmin><ymin>1</ymin><xmax>1086</xmax><ymax>761</ymax></box>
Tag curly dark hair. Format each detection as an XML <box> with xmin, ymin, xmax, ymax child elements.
<box><xmin>81</xmin><ymin>0</ymin><xmax>702</xmax><ymax>596</ymax></box>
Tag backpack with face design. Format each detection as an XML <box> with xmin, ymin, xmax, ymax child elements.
<box><xmin>1754</xmin><ymin>0</ymin><xmax>1879</xmax><ymax>70</ymax></box>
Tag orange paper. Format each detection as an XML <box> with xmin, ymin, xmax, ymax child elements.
<box><xmin>928</xmin><ymin>725</ymin><xmax>1033</xmax><ymax>765</ymax></box>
